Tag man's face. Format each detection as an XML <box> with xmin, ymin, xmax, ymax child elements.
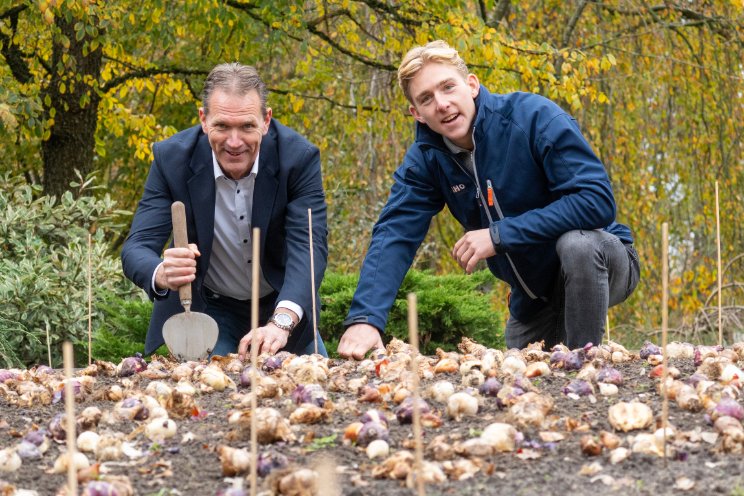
<box><xmin>408</xmin><ymin>62</ymin><xmax>480</xmax><ymax>150</ymax></box>
<box><xmin>199</xmin><ymin>88</ymin><xmax>272</xmax><ymax>180</ymax></box>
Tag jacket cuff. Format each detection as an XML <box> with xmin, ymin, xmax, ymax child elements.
<box><xmin>489</xmin><ymin>222</ymin><xmax>502</xmax><ymax>254</ymax></box>
<box><xmin>343</xmin><ymin>315</ymin><xmax>385</xmax><ymax>334</ymax></box>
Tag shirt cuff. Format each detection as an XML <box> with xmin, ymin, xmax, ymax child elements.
<box><xmin>276</xmin><ymin>300</ymin><xmax>304</xmax><ymax>321</ymax></box>
<box><xmin>151</xmin><ymin>262</ymin><xmax>169</xmax><ymax>297</ymax></box>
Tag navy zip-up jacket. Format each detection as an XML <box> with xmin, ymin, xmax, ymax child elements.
<box><xmin>344</xmin><ymin>86</ymin><xmax>632</xmax><ymax>332</ymax></box>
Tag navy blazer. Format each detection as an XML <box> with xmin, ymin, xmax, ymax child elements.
<box><xmin>121</xmin><ymin>121</ymin><xmax>328</xmax><ymax>355</ymax></box>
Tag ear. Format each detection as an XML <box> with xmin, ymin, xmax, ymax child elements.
<box><xmin>198</xmin><ymin>108</ymin><xmax>208</xmax><ymax>133</ymax></box>
<box><xmin>262</xmin><ymin>107</ymin><xmax>273</xmax><ymax>135</ymax></box>
<box><xmin>409</xmin><ymin>104</ymin><xmax>426</xmax><ymax>124</ymax></box>
<box><xmin>467</xmin><ymin>74</ymin><xmax>480</xmax><ymax>99</ymax></box>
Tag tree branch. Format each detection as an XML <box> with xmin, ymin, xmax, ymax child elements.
<box><xmin>0</xmin><ymin>4</ymin><xmax>32</xmax><ymax>84</ymax></box>
<box><xmin>268</xmin><ymin>87</ymin><xmax>389</xmax><ymax>112</ymax></box>
<box><xmin>352</xmin><ymin>0</ymin><xmax>424</xmax><ymax>27</ymax></box>
<box><xmin>100</xmin><ymin>64</ymin><xmax>210</xmax><ymax>93</ymax></box>
<box><xmin>561</xmin><ymin>0</ymin><xmax>588</xmax><ymax>48</ymax></box>
<box><xmin>491</xmin><ymin>0</ymin><xmax>511</xmax><ymax>27</ymax></box>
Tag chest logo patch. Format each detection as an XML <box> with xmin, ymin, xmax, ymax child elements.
<box><xmin>451</xmin><ymin>183</ymin><xmax>467</xmax><ymax>193</ymax></box>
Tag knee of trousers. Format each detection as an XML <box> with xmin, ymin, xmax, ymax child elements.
<box><xmin>556</xmin><ymin>230</ymin><xmax>601</xmax><ymax>270</ymax></box>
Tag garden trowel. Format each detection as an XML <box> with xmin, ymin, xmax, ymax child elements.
<box><xmin>162</xmin><ymin>201</ymin><xmax>219</xmax><ymax>361</ymax></box>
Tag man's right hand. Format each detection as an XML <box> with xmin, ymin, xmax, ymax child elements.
<box><xmin>337</xmin><ymin>323</ymin><xmax>384</xmax><ymax>360</ymax></box>
<box><xmin>155</xmin><ymin>244</ymin><xmax>201</xmax><ymax>291</ymax></box>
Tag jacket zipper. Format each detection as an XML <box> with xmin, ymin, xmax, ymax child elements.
<box><xmin>468</xmin><ymin>138</ymin><xmax>538</xmax><ymax>300</ymax></box>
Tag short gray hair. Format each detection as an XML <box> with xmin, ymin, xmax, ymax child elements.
<box><xmin>201</xmin><ymin>63</ymin><xmax>268</xmax><ymax>116</ymax></box>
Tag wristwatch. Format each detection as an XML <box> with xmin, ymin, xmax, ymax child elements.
<box><xmin>270</xmin><ymin>312</ymin><xmax>295</xmax><ymax>333</ymax></box>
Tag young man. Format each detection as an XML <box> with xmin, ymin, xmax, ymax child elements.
<box><xmin>338</xmin><ymin>40</ymin><xmax>640</xmax><ymax>359</ymax></box>
<box><xmin>122</xmin><ymin>63</ymin><xmax>328</xmax><ymax>358</ymax></box>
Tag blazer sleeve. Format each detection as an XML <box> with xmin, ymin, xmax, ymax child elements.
<box><xmin>120</xmin><ymin>144</ymin><xmax>175</xmax><ymax>300</ymax></box>
<box><xmin>276</xmin><ymin>143</ymin><xmax>328</xmax><ymax>320</ymax></box>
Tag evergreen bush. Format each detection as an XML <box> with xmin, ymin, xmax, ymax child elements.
<box><xmin>90</xmin><ymin>292</ymin><xmax>169</xmax><ymax>362</ymax></box>
<box><xmin>0</xmin><ymin>173</ymin><xmax>138</xmax><ymax>367</ymax></box>
<box><xmin>320</xmin><ymin>270</ymin><xmax>504</xmax><ymax>355</ymax></box>
<box><xmin>86</xmin><ymin>269</ymin><xmax>505</xmax><ymax>362</ymax></box>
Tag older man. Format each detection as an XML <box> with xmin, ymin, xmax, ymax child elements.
<box><xmin>122</xmin><ymin>63</ymin><xmax>328</xmax><ymax>358</ymax></box>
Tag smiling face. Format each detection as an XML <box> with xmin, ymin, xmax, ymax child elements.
<box><xmin>407</xmin><ymin>62</ymin><xmax>480</xmax><ymax>150</ymax></box>
<box><xmin>199</xmin><ymin>88</ymin><xmax>272</xmax><ymax>180</ymax></box>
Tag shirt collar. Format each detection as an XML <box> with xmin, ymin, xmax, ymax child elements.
<box><xmin>211</xmin><ymin>151</ymin><xmax>260</xmax><ymax>180</ymax></box>
<box><xmin>442</xmin><ymin>136</ymin><xmax>471</xmax><ymax>155</ymax></box>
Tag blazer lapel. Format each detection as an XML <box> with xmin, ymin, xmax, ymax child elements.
<box><xmin>188</xmin><ymin>133</ymin><xmax>216</xmax><ymax>272</ymax></box>
<box><xmin>253</xmin><ymin>122</ymin><xmax>279</xmax><ymax>254</ymax></box>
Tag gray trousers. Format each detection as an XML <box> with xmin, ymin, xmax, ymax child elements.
<box><xmin>505</xmin><ymin>229</ymin><xmax>640</xmax><ymax>350</ymax></box>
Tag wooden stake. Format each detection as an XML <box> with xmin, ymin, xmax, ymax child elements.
<box><xmin>87</xmin><ymin>233</ymin><xmax>92</xmax><ymax>366</ymax></box>
<box><xmin>308</xmin><ymin>209</ymin><xmax>318</xmax><ymax>355</ymax></box>
<box><xmin>45</xmin><ymin>323</ymin><xmax>52</xmax><ymax>368</ymax></box>
<box><xmin>314</xmin><ymin>456</ymin><xmax>339</xmax><ymax>496</ymax></box>
<box><xmin>63</xmin><ymin>341</ymin><xmax>78</xmax><ymax>496</ymax></box>
<box><xmin>407</xmin><ymin>293</ymin><xmax>425</xmax><ymax>496</ymax></box>
<box><xmin>661</xmin><ymin>222</ymin><xmax>670</xmax><ymax>464</ymax></box>
<box><xmin>715</xmin><ymin>181</ymin><xmax>723</xmax><ymax>346</ymax></box>
<box><xmin>250</xmin><ymin>227</ymin><xmax>260</xmax><ymax>496</ymax></box>
<box><xmin>606</xmin><ymin>314</ymin><xmax>611</xmax><ymax>344</ymax></box>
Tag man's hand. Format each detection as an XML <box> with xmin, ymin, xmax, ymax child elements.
<box><xmin>237</xmin><ymin>308</ymin><xmax>298</xmax><ymax>360</ymax></box>
<box><xmin>237</xmin><ymin>324</ymin><xmax>290</xmax><ymax>360</ymax></box>
<box><xmin>452</xmin><ymin>228</ymin><xmax>496</xmax><ymax>274</ymax></box>
<box><xmin>155</xmin><ymin>244</ymin><xmax>201</xmax><ymax>291</ymax></box>
<box><xmin>338</xmin><ymin>324</ymin><xmax>384</xmax><ymax>360</ymax></box>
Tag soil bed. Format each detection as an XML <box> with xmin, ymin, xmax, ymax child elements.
<box><xmin>2</xmin><ymin>342</ymin><xmax>744</xmax><ymax>496</ymax></box>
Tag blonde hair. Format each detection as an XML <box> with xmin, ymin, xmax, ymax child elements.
<box><xmin>398</xmin><ymin>40</ymin><xmax>469</xmax><ymax>103</ymax></box>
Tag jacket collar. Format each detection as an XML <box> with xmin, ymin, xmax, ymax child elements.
<box><xmin>187</xmin><ymin>132</ymin><xmax>217</xmax><ymax>269</ymax></box>
<box><xmin>252</xmin><ymin>120</ymin><xmax>280</xmax><ymax>256</ymax></box>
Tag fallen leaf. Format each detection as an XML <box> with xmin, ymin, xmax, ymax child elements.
<box><xmin>590</xmin><ymin>474</ymin><xmax>616</xmax><ymax>486</ymax></box>
<box><xmin>675</xmin><ymin>477</ymin><xmax>695</xmax><ymax>490</ymax></box>
<box><xmin>515</xmin><ymin>448</ymin><xmax>541</xmax><ymax>460</ymax></box>
<box><xmin>539</xmin><ymin>431</ymin><xmax>565</xmax><ymax>442</ymax></box>
<box><xmin>701</xmin><ymin>432</ymin><xmax>718</xmax><ymax>444</ymax></box>
<box><xmin>579</xmin><ymin>461</ymin><xmax>603</xmax><ymax>476</ymax></box>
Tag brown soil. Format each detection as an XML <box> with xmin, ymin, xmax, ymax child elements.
<box><xmin>2</xmin><ymin>347</ymin><xmax>744</xmax><ymax>496</ymax></box>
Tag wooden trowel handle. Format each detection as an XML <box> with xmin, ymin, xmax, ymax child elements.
<box><xmin>171</xmin><ymin>201</ymin><xmax>192</xmax><ymax>309</ymax></box>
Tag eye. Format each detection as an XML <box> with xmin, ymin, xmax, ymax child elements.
<box><xmin>419</xmin><ymin>95</ymin><xmax>432</xmax><ymax>105</ymax></box>
<box><xmin>214</xmin><ymin>123</ymin><xmax>227</xmax><ymax>131</ymax></box>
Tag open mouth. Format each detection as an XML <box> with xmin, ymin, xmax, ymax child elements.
<box><xmin>442</xmin><ymin>114</ymin><xmax>459</xmax><ymax>124</ymax></box>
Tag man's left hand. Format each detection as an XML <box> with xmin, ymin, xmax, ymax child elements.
<box><xmin>452</xmin><ymin>228</ymin><xmax>496</xmax><ymax>274</ymax></box>
<box><xmin>238</xmin><ymin>323</ymin><xmax>289</xmax><ymax>360</ymax></box>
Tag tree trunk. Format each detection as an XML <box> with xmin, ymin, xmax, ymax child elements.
<box><xmin>41</xmin><ymin>16</ymin><xmax>102</xmax><ymax>199</ymax></box>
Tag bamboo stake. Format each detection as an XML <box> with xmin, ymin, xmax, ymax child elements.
<box><xmin>314</xmin><ymin>456</ymin><xmax>340</xmax><ymax>496</ymax></box>
<box><xmin>606</xmin><ymin>314</ymin><xmax>611</xmax><ymax>344</ymax></box>
<box><xmin>661</xmin><ymin>222</ymin><xmax>670</xmax><ymax>465</ymax></box>
<box><xmin>308</xmin><ymin>209</ymin><xmax>318</xmax><ymax>355</ymax></box>
<box><xmin>63</xmin><ymin>341</ymin><xmax>78</xmax><ymax>496</ymax></box>
<box><xmin>715</xmin><ymin>181</ymin><xmax>722</xmax><ymax>346</ymax></box>
<box><xmin>407</xmin><ymin>293</ymin><xmax>425</xmax><ymax>496</ymax></box>
<box><xmin>87</xmin><ymin>233</ymin><xmax>92</xmax><ymax>366</ymax></box>
<box><xmin>45</xmin><ymin>323</ymin><xmax>52</xmax><ymax>368</ymax></box>
<box><xmin>250</xmin><ymin>227</ymin><xmax>260</xmax><ymax>496</ymax></box>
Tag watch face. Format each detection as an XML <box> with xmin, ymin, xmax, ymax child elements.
<box><xmin>274</xmin><ymin>313</ymin><xmax>293</xmax><ymax>327</ymax></box>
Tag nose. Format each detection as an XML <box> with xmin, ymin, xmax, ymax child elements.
<box><xmin>226</xmin><ymin>128</ymin><xmax>242</xmax><ymax>148</ymax></box>
<box><xmin>434</xmin><ymin>92</ymin><xmax>449</xmax><ymax>112</ymax></box>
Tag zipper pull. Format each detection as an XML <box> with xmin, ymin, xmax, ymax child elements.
<box><xmin>487</xmin><ymin>180</ymin><xmax>494</xmax><ymax>207</ymax></box>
